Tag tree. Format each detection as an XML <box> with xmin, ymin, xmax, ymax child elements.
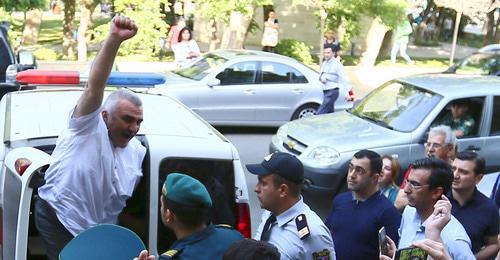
<box><xmin>62</xmin><ymin>0</ymin><xmax>76</xmax><ymax>58</ymax></box>
<box><xmin>77</xmin><ymin>0</ymin><xmax>100</xmax><ymax>61</ymax></box>
<box><xmin>194</xmin><ymin>0</ymin><xmax>271</xmax><ymax>50</ymax></box>
<box><xmin>0</xmin><ymin>0</ymin><xmax>46</xmax><ymax>45</ymax></box>
<box><xmin>93</xmin><ymin>0</ymin><xmax>169</xmax><ymax>58</ymax></box>
<box><xmin>433</xmin><ymin>0</ymin><xmax>492</xmax><ymax>64</ymax></box>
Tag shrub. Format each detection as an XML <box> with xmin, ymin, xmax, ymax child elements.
<box><xmin>275</xmin><ymin>39</ymin><xmax>314</xmax><ymax>64</ymax></box>
<box><xmin>33</xmin><ymin>47</ymin><xmax>58</xmax><ymax>61</ymax></box>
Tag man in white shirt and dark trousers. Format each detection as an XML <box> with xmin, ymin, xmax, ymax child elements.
<box><xmin>317</xmin><ymin>47</ymin><xmax>351</xmax><ymax>115</ymax></box>
<box><xmin>35</xmin><ymin>15</ymin><xmax>146</xmax><ymax>260</ymax></box>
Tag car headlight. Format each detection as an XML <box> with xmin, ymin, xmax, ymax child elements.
<box><xmin>308</xmin><ymin>146</ymin><xmax>341</xmax><ymax>165</ymax></box>
<box><xmin>276</xmin><ymin>124</ymin><xmax>289</xmax><ymax>140</ymax></box>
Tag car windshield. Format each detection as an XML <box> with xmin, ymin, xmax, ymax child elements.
<box><xmin>349</xmin><ymin>81</ymin><xmax>442</xmax><ymax>132</ymax></box>
<box><xmin>447</xmin><ymin>52</ymin><xmax>499</xmax><ymax>76</ymax></box>
<box><xmin>173</xmin><ymin>53</ymin><xmax>228</xmax><ymax>80</ymax></box>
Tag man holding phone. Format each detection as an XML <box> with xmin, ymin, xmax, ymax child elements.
<box><xmin>397</xmin><ymin>158</ymin><xmax>474</xmax><ymax>259</ymax></box>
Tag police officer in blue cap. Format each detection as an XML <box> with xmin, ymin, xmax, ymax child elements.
<box><xmin>134</xmin><ymin>173</ymin><xmax>243</xmax><ymax>260</ymax></box>
<box><xmin>246</xmin><ymin>152</ymin><xmax>336</xmax><ymax>260</ymax></box>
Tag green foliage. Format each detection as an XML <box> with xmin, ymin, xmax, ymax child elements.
<box><xmin>93</xmin><ymin>0</ymin><xmax>169</xmax><ymax>57</ymax></box>
<box><xmin>0</xmin><ymin>0</ymin><xmax>47</xmax><ymax>12</ymax></box>
<box><xmin>33</xmin><ymin>47</ymin><xmax>58</xmax><ymax>60</ymax></box>
<box><xmin>275</xmin><ymin>39</ymin><xmax>314</xmax><ymax>65</ymax></box>
<box><xmin>195</xmin><ymin>0</ymin><xmax>272</xmax><ymax>24</ymax></box>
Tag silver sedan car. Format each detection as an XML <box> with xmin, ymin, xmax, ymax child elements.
<box><xmin>155</xmin><ymin>50</ymin><xmax>354</xmax><ymax>126</ymax></box>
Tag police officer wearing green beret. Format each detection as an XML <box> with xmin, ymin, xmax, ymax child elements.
<box><xmin>134</xmin><ymin>173</ymin><xmax>243</xmax><ymax>260</ymax></box>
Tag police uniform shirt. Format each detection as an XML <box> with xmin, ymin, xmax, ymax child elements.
<box><xmin>159</xmin><ymin>224</ymin><xmax>243</xmax><ymax>260</ymax></box>
<box><xmin>254</xmin><ymin>197</ymin><xmax>336</xmax><ymax>260</ymax></box>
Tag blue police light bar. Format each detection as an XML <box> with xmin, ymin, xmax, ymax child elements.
<box><xmin>107</xmin><ymin>72</ymin><xmax>166</xmax><ymax>86</ymax></box>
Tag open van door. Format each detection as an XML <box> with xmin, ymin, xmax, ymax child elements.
<box><xmin>2</xmin><ymin>147</ymin><xmax>52</xmax><ymax>260</ymax></box>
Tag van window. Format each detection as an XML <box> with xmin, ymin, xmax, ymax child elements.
<box><xmin>491</xmin><ymin>96</ymin><xmax>500</xmax><ymax>136</ymax></box>
<box><xmin>431</xmin><ymin>97</ymin><xmax>485</xmax><ymax>138</ymax></box>
<box><xmin>156</xmin><ymin>159</ymin><xmax>235</xmax><ymax>253</ymax></box>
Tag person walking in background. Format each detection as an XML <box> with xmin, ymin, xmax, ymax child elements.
<box><xmin>391</xmin><ymin>14</ymin><xmax>414</xmax><ymax>65</ymax></box>
<box><xmin>317</xmin><ymin>47</ymin><xmax>352</xmax><ymax>115</ymax></box>
<box><xmin>261</xmin><ymin>10</ymin><xmax>279</xmax><ymax>53</ymax></box>
<box><xmin>379</xmin><ymin>155</ymin><xmax>401</xmax><ymax>204</ymax></box>
<box><xmin>247</xmin><ymin>152</ymin><xmax>336</xmax><ymax>260</ymax></box>
<box><xmin>172</xmin><ymin>27</ymin><xmax>200</xmax><ymax>68</ymax></box>
<box><xmin>324</xmin><ymin>30</ymin><xmax>341</xmax><ymax>59</ymax></box>
<box><xmin>166</xmin><ymin>18</ymin><xmax>186</xmax><ymax>49</ymax></box>
<box><xmin>35</xmin><ymin>15</ymin><xmax>145</xmax><ymax>260</ymax></box>
<box><xmin>134</xmin><ymin>173</ymin><xmax>243</xmax><ymax>260</ymax></box>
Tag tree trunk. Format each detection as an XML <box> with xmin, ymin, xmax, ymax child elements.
<box><xmin>319</xmin><ymin>7</ymin><xmax>326</xmax><ymax>62</ymax></box>
<box><xmin>22</xmin><ymin>9</ymin><xmax>43</xmax><ymax>45</ymax></box>
<box><xmin>220</xmin><ymin>11</ymin><xmax>254</xmax><ymax>49</ymax></box>
<box><xmin>484</xmin><ymin>5</ymin><xmax>496</xmax><ymax>44</ymax></box>
<box><xmin>77</xmin><ymin>0</ymin><xmax>98</xmax><ymax>61</ymax></box>
<box><xmin>62</xmin><ymin>0</ymin><xmax>76</xmax><ymax>59</ymax></box>
<box><xmin>449</xmin><ymin>11</ymin><xmax>462</xmax><ymax>65</ymax></box>
<box><xmin>208</xmin><ymin>19</ymin><xmax>219</xmax><ymax>51</ymax></box>
<box><xmin>359</xmin><ymin>18</ymin><xmax>389</xmax><ymax>67</ymax></box>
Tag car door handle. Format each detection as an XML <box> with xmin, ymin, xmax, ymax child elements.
<box><xmin>292</xmin><ymin>88</ymin><xmax>305</xmax><ymax>94</ymax></box>
<box><xmin>466</xmin><ymin>145</ymin><xmax>481</xmax><ymax>151</ymax></box>
<box><xmin>244</xmin><ymin>89</ymin><xmax>256</xmax><ymax>95</ymax></box>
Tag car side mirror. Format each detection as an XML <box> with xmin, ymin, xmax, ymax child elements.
<box><xmin>207</xmin><ymin>78</ymin><xmax>220</xmax><ymax>87</ymax></box>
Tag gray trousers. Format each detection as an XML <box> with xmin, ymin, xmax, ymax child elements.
<box><xmin>317</xmin><ymin>88</ymin><xmax>339</xmax><ymax>115</ymax></box>
<box><xmin>35</xmin><ymin>197</ymin><xmax>74</xmax><ymax>260</ymax></box>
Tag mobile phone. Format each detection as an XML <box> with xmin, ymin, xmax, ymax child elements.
<box><xmin>394</xmin><ymin>247</ymin><xmax>428</xmax><ymax>260</ymax></box>
<box><xmin>378</xmin><ymin>227</ymin><xmax>389</xmax><ymax>256</ymax></box>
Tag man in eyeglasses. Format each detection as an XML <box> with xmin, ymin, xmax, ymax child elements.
<box><xmin>398</xmin><ymin>158</ymin><xmax>474</xmax><ymax>259</ymax></box>
<box><xmin>395</xmin><ymin>125</ymin><xmax>457</xmax><ymax>211</ymax></box>
<box><xmin>325</xmin><ymin>150</ymin><xmax>401</xmax><ymax>259</ymax></box>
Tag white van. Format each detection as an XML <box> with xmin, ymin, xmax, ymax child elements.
<box><xmin>0</xmin><ymin>71</ymin><xmax>251</xmax><ymax>260</ymax></box>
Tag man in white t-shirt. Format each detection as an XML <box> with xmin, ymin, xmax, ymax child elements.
<box><xmin>35</xmin><ymin>15</ymin><xmax>146</xmax><ymax>260</ymax></box>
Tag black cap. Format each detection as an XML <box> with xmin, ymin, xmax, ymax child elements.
<box><xmin>246</xmin><ymin>152</ymin><xmax>304</xmax><ymax>184</ymax></box>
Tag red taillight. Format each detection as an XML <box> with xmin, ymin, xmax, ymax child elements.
<box><xmin>15</xmin><ymin>158</ymin><xmax>32</xmax><ymax>176</ymax></box>
<box><xmin>16</xmin><ymin>70</ymin><xmax>80</xmax><ymax>85</ymax></box>
<box><xmin>235</xmin><ymin>203</ymin><xmax>251</xmax><ymax>238</ymax></box>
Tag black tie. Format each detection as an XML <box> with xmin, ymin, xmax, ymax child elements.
<box><xmin>260</xmin><ymin>214</ymin><xmax>276</xmax><ymax>241</ymax></box>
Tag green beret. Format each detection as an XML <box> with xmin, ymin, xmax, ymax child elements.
<box><xmin>163</xmin><ymin>173</ymin><xmax>212</xmax><ymax>207</ymax></box>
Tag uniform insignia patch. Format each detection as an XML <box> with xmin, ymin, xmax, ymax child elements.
<box><xmin>216</xmin><ymin>224</ymin><xmax>234</xmax><ymax>229</ymax></box>
<box><xmin>312</xmin><ymin>249</ymin><xmax>331</xmax><ymax>260</ymax></box>
<box><xmin>162</xmin><ymin>249</ymin><xmax>178</xmax><ymax>259</ymax></box>
<box><xmin>264</xmin><ymin>153</ymin><xmax>273</xmax><ymax>161</ymax></box>
<box><xmin>295</xmin><ymin>214</ymin><xmax>310</xmax><ymax>240</ymax></box>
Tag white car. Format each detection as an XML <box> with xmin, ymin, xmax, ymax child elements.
<box><xmin>0</xmin><ymin>71</ymin><xmax>251</xmax><ymax>259</ymax></box>
<box><xmin>155</xmin><ymin>50</ymin><xmax>355</xmax><ymax>126</ymax></box>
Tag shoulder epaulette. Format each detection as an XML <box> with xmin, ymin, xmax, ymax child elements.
<box><xmin>295</xmin><ymin>214</ymin><xmax>310</xmax><ymax>240</ymax></box>
<box><xmin>161</xmin><ymin>249</ymin><xmax>179</xmax><ymax>259</ymax></box>
<box><xmin>216</xmin><ymin>224</ymin><xmax>234</xmax><ymax>229</ymax></box>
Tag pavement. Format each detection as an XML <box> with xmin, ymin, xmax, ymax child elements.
<box><xmin>37</xmin><ymin>41</ymin><xmax>477</xmax><ymax>99</ymax></box>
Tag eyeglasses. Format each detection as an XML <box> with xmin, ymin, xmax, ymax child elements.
<box><xmin>424</xmin><ymin>142</ymin><xmax>443</xmax><ymax>149</ymax></box>
<box><xmin>348</xmin><ymin>164</ymin><xmax>367</xmax><ymax>175</ymax></box>
<box><xmin>404</xmin><ymin>179</ymin><xmax>429</xmax><ymax>190</ymax></box>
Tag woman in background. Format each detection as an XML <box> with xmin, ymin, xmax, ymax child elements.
<box><xmin>172</xmin><ymin>27</ymin><xmax>200</xmax><ymax>67</ymax></box>
<box><xmin>261</xmin><ymin>10</ymin><xmax>279</xmax><ymax>52</ymax></box>
<box><xmin>379</xmin><ymin>155</ymin><xmax>401</xmax><ymax>204</ymax></box>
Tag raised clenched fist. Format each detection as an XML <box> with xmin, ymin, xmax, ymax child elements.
<box><xmin>110</xmin><ymin>14</ymin><xmax>138</xmax><ymax>42</ymax></box>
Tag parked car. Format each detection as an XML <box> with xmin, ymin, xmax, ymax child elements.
<box><xmin>0</xmin><ymin>21</ymin><xmax>36</xmax><ymax>99</ymax></box>
<box><xmin>270</xmin><ymin>74</ymin><xmax>500</xmax><ymax>195</ymax></box>
<box><xmin>445</xmin><ymin>44</ymin><xmax>499</xmax><ymax>76</ymax></box>
<box><xmin>154</xmin><ymin>50</ymin><xmax>355</xmax><ymax>126</ymax></box>
<box><xmin>0</xmin><ymin>71</ymin><xmax>251</xmax><ymax>260</ymax></box>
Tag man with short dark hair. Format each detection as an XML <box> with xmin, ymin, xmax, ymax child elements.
<box><xmin>325</xmin><ymin>149</ymin><xmax>401</xmax><ymax>260</ymax></box>
<box><xmin>223</xmin><ymin>239</ymin><xmax>280</xmax><ymax>260</ymax></box>
<box><xmin>247</xmin><ymin>152</ymin><xmax>336</xmax><ymax>260</ymax></box>
<box><xmin>447</xmin><ymin>151</ymin><xmax>499</xmax><ymax>259</ymax></box>
<box><xmin>135</xmin><ymin>173</ymin><xmax>243</xmax><ymax>260</ymax></box>
<box><xmin>435</xmin><ymin>100</ymin><xmax>475</xmax><ymax>138</ymax></box>
<box><xmin>399</xmin><ymin>158</ymin><xmax>474</xmax><ymax>259</ymax></box>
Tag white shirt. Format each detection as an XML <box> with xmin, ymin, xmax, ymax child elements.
<box><xmin>319</xmin><ymin>57</ymin><xmax>350</xmax><ymax>97</ymax></box>
<box><xmin>172</xmin><ymin>40</ymin><xmax>200</xmax><ymax>67</ymax></box>
<box><xmin>38</xmin><ymin>107</ymin><xmax>146</xmax><ymax>236</ymax></box>
<box><xmin>254</xmin><ymin>197</ymin><xmax>336</xmax><ymax>260</ymax></box>
<box><xmin>398</xmin><ymin>206</ymin><xmax>474</xmax><ymax>260</ymax></box>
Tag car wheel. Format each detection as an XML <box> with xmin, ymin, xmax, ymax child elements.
<box><xmin>292</xmin><ymin>104</ymin><xmax>319</xmax><ymax>120</ymax></box>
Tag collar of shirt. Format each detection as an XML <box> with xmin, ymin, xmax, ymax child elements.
<box><xmin>170</xmin><ymin>225</ymin><xmax>215</xmax><ymax>249</ymax></box>
<box><xmin>275</xmin><ymin>196</ymin><xmax>306</xmax><ymax>228</ymax></box>
<box><xmin>447</xmin><ymin>188</ymin><xmax>482</xmax><ymax>209</ymax></box>
<box><xmin>407</xmin><ymin>206</ymin><xmax>426</xmax><ymax>233</ymax></box>
<box><xmin>350</xmin><ymin>190</ymin><xmax>381</xmax><ymax>204</ymax></box>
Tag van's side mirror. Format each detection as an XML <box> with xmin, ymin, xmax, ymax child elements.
<box><xmin>207</xmin><ymin>78</ymin><xmax>220</xmax><ymax>88</ymax></box>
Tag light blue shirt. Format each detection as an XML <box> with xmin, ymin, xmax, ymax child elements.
<box><xmin>254</xmin><ymin>197</ymin><xmax>336</xmax><ymax>260</ymax></box>
<box><xmin>319</xmin><ymin>57</ymin><xmax>350</xmax><ymax>95</ymax></box>
<box><xmin>398</xmin><ymin>206</ymin><xmax>474</xmax><ymax>260</ymax></box>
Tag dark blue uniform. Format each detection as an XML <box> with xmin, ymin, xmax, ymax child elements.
<box><xmin>159</xmin><ymin>224</ymin><xmax>243</xmax><ymax>259</ymax></box>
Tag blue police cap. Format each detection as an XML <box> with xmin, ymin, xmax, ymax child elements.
<box><xmin>162</xmin><ymin>173</ymin><xmax>212</xmax><ymax>207</ymax></box>
<box><xmin>246</xmin><ymin>152</ymin><xmax>304</xmax><ymax>184</ymax></box>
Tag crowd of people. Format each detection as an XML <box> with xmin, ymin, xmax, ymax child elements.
<box><xmin>34</xmin><ymin>15</ymin><xmax>499</xmax><ymax>260</ymax></box>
